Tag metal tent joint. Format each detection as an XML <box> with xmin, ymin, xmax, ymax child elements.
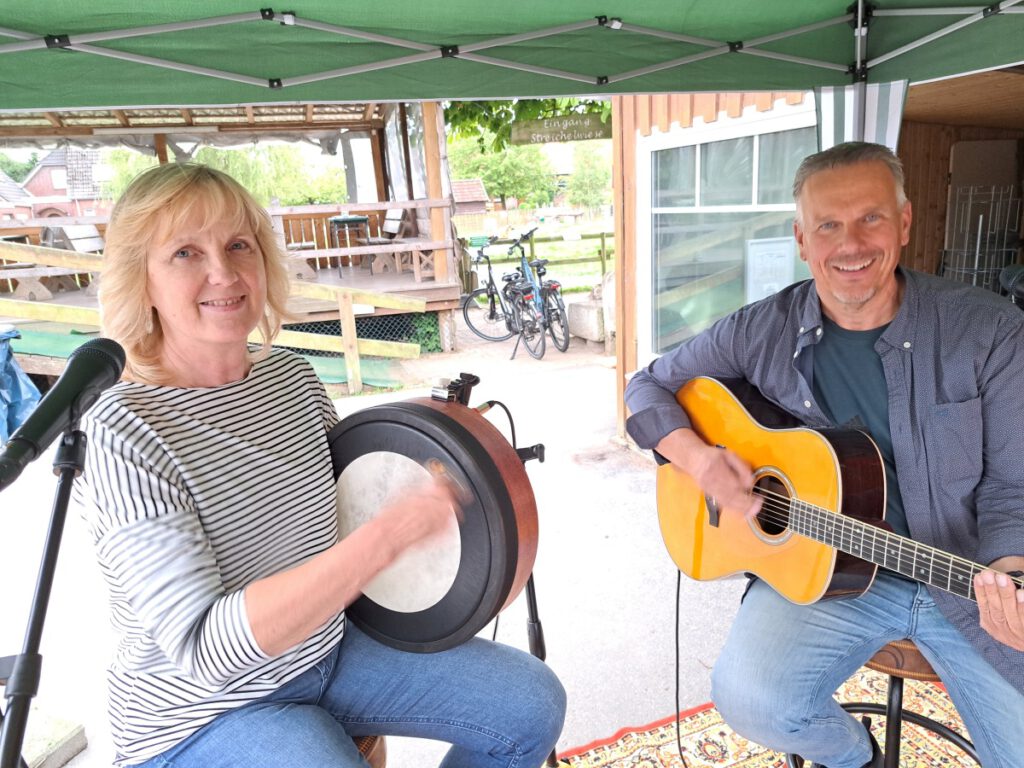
<box><xmin>847</xmin><ymin>1</ymin><xmax>875</xmax><ymax>27</ymax></box>
<box><xmin>728</xmin><ymin>40</ymin><xmax>743</xmax><ymax>52</ymax></box>
<box><xmin>596</xmin><ymin>16</ymin><xmax>623</xmax><ymax>30</ymax></box>
<box><xmin>983</xmin><ymin>2</ymin><xmax>1004</xmax><ymax>17</ymax></box>
<box><xmin>597</xmin><ymin>75</ymin><xmax>609</xmax><ymax>85</ymax></box>
<box><xmin>849</xmin><ymin>62</ymin><xmax>869</xmax><ymax>81</ymax></box>
<box><xmin>268</xmin><ymin>77</ymin><xmax>282</xmax><ymax>88</ymax></box>
<box><xmin>259</xmin><ymin>8</ymin><xmax>275</xmax><ymax>21</ymax></box>
<box><xmin>440</xmin><ymin>45</ymin><xmax>459</xmax><ymax>58</ymax></box>
<box><xmin>44</xmin><ymin>35</ymin><xmax>71</xmax><ymax>49</ymax></box>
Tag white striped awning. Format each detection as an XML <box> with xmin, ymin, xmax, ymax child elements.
<box><xmin>815</xmin><ymin>80</ymin><xmax>908</xmax><ymax>151</ymax></box>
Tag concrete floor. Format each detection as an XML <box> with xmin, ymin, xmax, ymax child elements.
<box><xmin>1</xmin><ymin>304</ymin><xmax>744</xmax><ymax>767</ymax></box>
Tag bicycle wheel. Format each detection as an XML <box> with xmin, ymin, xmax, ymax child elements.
<box><xmin>545</xmin><ymin>289</ymin><xmax>570</xmax><ymax>352</ymax></box>
<box><xmin>463</xmin><ymin>288</ymin><xmax>515</xmax><ymax>341</ymax></box>
<box><xmin>518</xmin><ymin>298</ymin><xmax>546</xmax><ymax>360</ymax></box>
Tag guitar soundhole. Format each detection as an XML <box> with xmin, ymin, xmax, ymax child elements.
<box><xmin>754</xmin><ymin>474</ymin><xmax>789</xmax><ymax>536</ymax></box>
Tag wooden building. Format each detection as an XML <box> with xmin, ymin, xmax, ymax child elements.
<box><xmin>612</xmin><ymin>73</ymin><xmax>1024</xmax><ymax>436</ymax></box>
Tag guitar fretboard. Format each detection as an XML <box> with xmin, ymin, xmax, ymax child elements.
<box><xmin>769</xmin><ymin>496</ymin><xmax>1023</xmax><ymax>601</ymax></box>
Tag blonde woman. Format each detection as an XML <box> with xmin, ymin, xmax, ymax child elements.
<box><xmin>75</xmin><ymin>164</ymin><xmax>565</xmax><ymax>768</ymax></box>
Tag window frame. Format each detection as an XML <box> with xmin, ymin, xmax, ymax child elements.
<box><xmin>635</xmin><ymin>98</ymin><xmax>816</xmax><ymax>363</ymax></box>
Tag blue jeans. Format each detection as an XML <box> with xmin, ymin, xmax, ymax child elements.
<box><xmin>140</xmin><ymin>622</ymin><xmax>566</xmax><ymax>767</ymax></box>
<box><xmin>711</xmin><ymin>572</ymin><xmax>1024</xmax><ymax>768</ymax></box>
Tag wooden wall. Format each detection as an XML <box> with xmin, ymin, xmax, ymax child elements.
<box><xmin>626</xmin><ymin>92</ymin><xmax>807</xmax><ymax>139</ymax></box>
<box><xmin>612</xmin><ymin>91</ymin><xmax>805</xmax><ymax>437</ymax></box>
<box><xmin>613</xmin><ymin>95</ymin><xmax>1024</xmax><ymax>438</ymax></box>
<box><xmin>897</xmin><ymin>121</ymin><xmax>1024</xmax><ymax>275</ymax></box>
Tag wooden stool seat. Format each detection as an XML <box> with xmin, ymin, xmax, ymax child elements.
<box><xmin>786</xmin><ymin>639</ymin><xmax>979</xmax><ymax>768</ymax></box>
<box><xmin>355</xmin><ymin>734</ymin><xmax>387</xmax><ymax>767</ymax></box>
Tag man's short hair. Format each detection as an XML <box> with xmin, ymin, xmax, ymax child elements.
<box><xmin>792</xmin><ymin>142</ymin><xmax>907</xmax><ymax>216</ymax></box>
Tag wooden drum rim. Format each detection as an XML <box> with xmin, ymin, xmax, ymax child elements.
<box><xmin>328</xmin><ymin>396</ymin><xmax>538</xmax><ymax>652</ymax></box>
<box><xmin>404</xmin><ymin>396</ymin><xmax>539</xmax><ymax>610</ymax></box>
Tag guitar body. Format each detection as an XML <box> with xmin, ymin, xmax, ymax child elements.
<box><xmin>657</xmin><ymin>377</ymin><xmax>887</xmax><ymax>604</ymax></box>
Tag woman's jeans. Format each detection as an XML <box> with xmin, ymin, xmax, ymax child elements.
<box><xmin>139</xmin><ymin>622</ymin><xmax>566</xmax><ymax>767</ymax></box>
<box><xmin>711</xmin><ymin>571</ymin><xmax>1024</xmax><ymax>768</ymax></box>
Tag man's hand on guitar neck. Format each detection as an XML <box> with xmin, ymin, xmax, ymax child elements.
<box><xmin>974</xmin><ymin>556</ymin><xmax>1024</xmax><ymax>652</ymax></box>
<box><xmin>656</xmin><ymin>428</ymin><xmax>763</xmax><ymax>519</ymax></box>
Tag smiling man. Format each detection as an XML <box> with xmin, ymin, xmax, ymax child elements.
<box><xmin>624</xmin><ymin>142</ymin><xmax>1024</xmax><ymax>768</ymax></box>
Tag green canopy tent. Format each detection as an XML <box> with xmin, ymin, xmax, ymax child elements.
<box><xmin>1</xmin><ymin>1</ymin><xmax>1024</xmax><ymax>113</ymax></box>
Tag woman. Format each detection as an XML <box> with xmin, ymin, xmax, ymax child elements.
<box><xmin>74</xmin><ymin>163</ymin><xmax>566</xmax><ymax>768</ymax></box>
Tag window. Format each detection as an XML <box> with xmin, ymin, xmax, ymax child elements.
<box><xmin>700</xmin><ymin>136</ymin><xmax>753</xmax><ymax>205</ymax></box>
<box><xmin>644</xmin><ymin>119</ymin><xmax>817</xmax><ymax>355</ymax></box>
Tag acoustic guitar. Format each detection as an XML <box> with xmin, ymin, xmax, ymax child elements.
<box><xmin>657</xmin><ymin>376</ymin><xmax>1023</xmax><ymax>604</ymax></box>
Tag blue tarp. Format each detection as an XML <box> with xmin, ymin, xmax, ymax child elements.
<box><xmin>1</xmin><ymin>328</ymin><xmax>41</xmax><ymax>443</ymax></box>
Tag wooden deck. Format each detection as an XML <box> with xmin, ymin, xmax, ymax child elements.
<box><xmin>287</xmin><ymin>264</ymin><xmax>461</xmax><ymax>322</ymax></box>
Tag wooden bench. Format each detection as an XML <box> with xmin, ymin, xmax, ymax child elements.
<box><xmin>0</xmin><ymin>265</ymin><xmax>92</xmax><ymax>301</ymax></box>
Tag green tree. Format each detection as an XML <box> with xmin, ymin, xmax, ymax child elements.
<box><xmin>99</xmin><ymin>144</ymin><xmax>346</xmax><ymax>206</ymax></box>
<box><xmin>448</xmin><ymin>135</ymin><xmax>556</xmax><ymax>209</ymax></box>
<box><xmin>446</xmin><ymin>99</ymin><xmax>610</xmax><ymax>152</ymax></box>
<box><xmin>566</xmin><ymin>143</ymin><xmax>611</xmax><ymax>208</ymax></box>
<box><xmin>0</xmin><ymin>151</ymin><xmax>39</xmax><ymax>183</ymax></box>
<box><xmin>100</xmin><ymin>149</ymin><xmax>160</xmax><ymax>200</ymax></box>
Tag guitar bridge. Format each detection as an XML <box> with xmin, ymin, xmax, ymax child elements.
<box><xmin>705</xmin><ymin>494</ymin><xmax>721</xmax><ymax>527</ymax></box>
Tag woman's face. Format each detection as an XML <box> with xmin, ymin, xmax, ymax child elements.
<box><xmin>145</xmin><ymin>206</ymin><xmax>267</xmax><ymax>362</ymax></box>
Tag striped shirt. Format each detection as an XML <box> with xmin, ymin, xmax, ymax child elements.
<box><xmin>73</xmin><ymin>348</ymin><xmax>343</xmax><ymax>766</ymax></box>
<box><xmin>625</xmin><ymin>268</ymin><xmax>1024</xmax><ymax>691</ymax></box>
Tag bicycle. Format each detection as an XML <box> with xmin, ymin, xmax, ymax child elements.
<box><xmin>506</xmin><ymin>228</ymin><xmax>570</xmax><ymax>353</ymax></box>
<box><xmin>462</xmin><ymin>237</ymin><xmax>547</xmax><ymax>359</ymax></box>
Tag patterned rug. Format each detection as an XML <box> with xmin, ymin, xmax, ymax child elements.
<box><xmin>560</xmin><ymin>668</ymin><xmax>975</xmax><ymax>767</ymax></box>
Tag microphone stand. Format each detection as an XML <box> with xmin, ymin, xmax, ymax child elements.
<box><xmin>0</xmin><ymin>426</ymin><xmax>88</xmax><ymax>768</ymax></box>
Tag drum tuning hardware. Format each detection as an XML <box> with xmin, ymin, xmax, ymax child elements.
<box><xmin>430</xmin><ymin>372</ymin><xmax>480</xmax><ymax>405</ymax></box>
<box><xmin>517</xmin><ymin>444</ymin><xmax>545</xmax><ymax>464</ymax></box>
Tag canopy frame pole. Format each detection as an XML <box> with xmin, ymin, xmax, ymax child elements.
<box><xmin>611</xmin><ymin>14</ymin><xmax>854</xmax><ymax>85</ymax></box>
<box><xmin>873</xmin><ymin>5</ymin><xmax>1024</xmax><ymax>16</ymax></box>
<box><xmin>852</xmin><ymin>0</ymin><xmax>869</xmax><ymax>141</ymax></box>
<box><xmin>0</xmin><ymin>12</ymin><xmax>264</xmax><ymax>55</ymax></box>
<box><xmin>868</xmin><ymin>0</ymin><xmax>1024</xmax><ymax>69</ymax></box>
<box><xmin>457</xmin><ymin>54</ymin><xmax>599</xmax><ymax>84</ymax></box>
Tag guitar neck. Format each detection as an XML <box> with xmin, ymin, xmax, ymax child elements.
<box><xmin>788</xmin><ymin>500</ymin><xmax>1021</xmax><ymax>602</ymax></box>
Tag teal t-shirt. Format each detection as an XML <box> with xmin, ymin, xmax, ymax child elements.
<box><xmin>811</xmin><ymin>316</ymin><xmax>909</xmax><ymax>538</ymax></box>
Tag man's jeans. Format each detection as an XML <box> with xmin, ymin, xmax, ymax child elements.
<box><xmin>140</xmin><ymin>622</ymin><xmax>566</xmax><ymax>767</ymax></box>
<box><xmin>711</xmin><ymin>571</ymin><xmax>1024</xmax><ymax>768</ymax></box>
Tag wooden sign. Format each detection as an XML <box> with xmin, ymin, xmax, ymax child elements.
<box><xmin>510</xmin><ymin>113</ymin><xmax>611</xmax><ymax>145</ymax></box>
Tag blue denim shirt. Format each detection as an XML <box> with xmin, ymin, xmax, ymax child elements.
<box><xmin>625</xmin><ymin>268</ymin><xmax>1024</xmax><ymax>690</ymax></box>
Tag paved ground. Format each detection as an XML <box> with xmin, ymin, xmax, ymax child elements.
<box><xmin>1</xmin><ymin>303</ymin><xmax>744</xmax><ymax>767</ymax></box>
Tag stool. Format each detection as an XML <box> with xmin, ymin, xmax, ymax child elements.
<box><xmin>786</xmin><ymin>640</ymin><xmax>979</xmax><ymax>767</ymax></box>
<box><xmin>355</xmin><ymin>734</ymin><xmax>387</xmax><ymax>767</ymax></box>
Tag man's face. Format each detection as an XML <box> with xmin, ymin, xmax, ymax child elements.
<box><xmin>793</xmin><ymin>160</ymin><xmax>912</xmax><ymax>329</ymax></box>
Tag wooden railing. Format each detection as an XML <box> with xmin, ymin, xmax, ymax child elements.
<box><xmin>267</xmin><ymin>199</ymin><xmax>455</xmax><ymax>283</ymax></box>
<box><xmin>0</xmin><ymin>240</ymin><xmax>424</xmax><ymax>394</ymax></box>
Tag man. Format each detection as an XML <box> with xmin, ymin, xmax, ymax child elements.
<box><xmin>624</xmin><ymin>142</ymin><xmax>1024</xmax><ymax>768</ymax></box>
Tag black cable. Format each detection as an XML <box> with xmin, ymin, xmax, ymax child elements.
<box><xmin>674</xmin><ymin>570</ymin><xmax>690</xmax><ymax>767</ymax></box>
<box><xmin>480</xmin><ymin>399</ymin><xmax>517</xmax><ymax>449</ymax></box>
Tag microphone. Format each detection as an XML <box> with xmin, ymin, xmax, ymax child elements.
<box><xmin>0</xmin><ymin>337</ymin><xmax>125</xmax><ymax>491</ymax></box>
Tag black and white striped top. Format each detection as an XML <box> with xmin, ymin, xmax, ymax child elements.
<box><xmin>74</xmin><ymin>348</ymin><xmax>343</xmax><ymax>766</ymax></box>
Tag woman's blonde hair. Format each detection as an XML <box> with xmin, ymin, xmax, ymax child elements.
<box><xmin>100</xmin><ymin>163</ymin><xmax>291</xmax><ymax>385</ymax></box>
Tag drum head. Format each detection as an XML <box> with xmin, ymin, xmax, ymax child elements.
<box><xmin>328</xmin><ymin>399</ymin><xmax>536</xmax><ymax>653</ymax></box>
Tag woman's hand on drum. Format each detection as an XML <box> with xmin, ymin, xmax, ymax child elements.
<box><xmin>377</xmin><ymin>477</ymin><xmax>464</xmax><ymax>559</ymax></box>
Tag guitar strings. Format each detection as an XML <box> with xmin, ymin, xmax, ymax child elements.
<box><xmin>730</xmin><ymin>486</ymin><xmax>995</xmax><ymax>591</ymax></box>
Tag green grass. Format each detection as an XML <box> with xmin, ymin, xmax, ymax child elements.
<box><xmin>478</xmin><ymin>236</ymin><xmax>611</xmax><ymax>292</ymax></box>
